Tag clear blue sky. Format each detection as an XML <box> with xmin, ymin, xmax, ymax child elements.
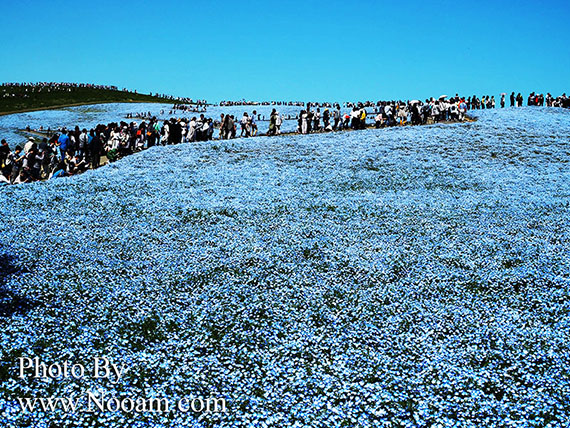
<box><xmin>0</xmin><ymin>0</ymin><xmax>568</xmax><ymax>102</ymax></box>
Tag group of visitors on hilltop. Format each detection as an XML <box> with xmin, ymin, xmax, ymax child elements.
<box><xmin>2</xmin><ymin>82</ymin><xmax>120</xmax><ymax>91</ymax></box>
<box><xmin>0</xmin><ymin>82</ymin><xmax>203</xmax><ymax>104</ymax></box>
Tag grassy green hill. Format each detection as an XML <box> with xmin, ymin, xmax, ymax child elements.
<box><xmin>0</xmin><ymin>84</ymin><xmax>182</xmax><ymax>115</ymax></box>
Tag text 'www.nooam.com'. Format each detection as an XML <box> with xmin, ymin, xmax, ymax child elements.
<box><xmin>17</xmin><ymin>392</ymin><xmax>227</xmax><ymax>414</ymax></box>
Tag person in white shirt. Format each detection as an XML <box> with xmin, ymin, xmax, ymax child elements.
<box><xmin>78</xmin><ymin>129</ymin><xmax>88</xmax><ymax>158</ymax></box>
<box><xmin>241</xmin><ymin>113</ymin><xmax>251</xmax><ymax>137</ymax></box>
<box><xmin>24</xmin><ymin>137</ymin><xmax>35</xmax><ymax>154</ymax></box>
<box><xmin>275</xmin><ymin>113</ymin><xmax>283</xmax><ymax>135</ymax></box>
<box><xmin>180</xmin><ymin>120</ymin><xmax>187</xmax><ymax>142</ymax></box>
<box><xmin>432</xmin><ymin>103</ymin><xmax>441</xmax><ymax>122</ymax></box>
<box><xmin>313</xmin><ymin>108</ymin><xmax>320</xmax><ymax>131</ymax></box>
<box><xmin>161</xmin><ymin>122</ymin><xmax>169</xmax><ymax>145</ymax></box>
<box><xmin>384</xmin><ymin>104</ymin><xmax>393</xmax><ymax>126</ymax></box>
<box><xmin>397</xmin><ymin>106</ymin><xmax>407</xmax><ymax>125</ymax></box>
<box><xmin>301</xmin><ymin>111</ymin><xmax>309</xmax><ymax>134</ymax></box>
<box><xmin>188</xmin><ymin>117</ymin><xmax>197</xmax><ymax>142</ymax></box>
<box><xmin>350</xmin><ymin>107</ymin><xmax>360</xmax><ymax>129</ymax></box>
<box><xmin>250</xmin><ymin>111</ymin><xmax>258</xmax><ymax>136</ymax></box>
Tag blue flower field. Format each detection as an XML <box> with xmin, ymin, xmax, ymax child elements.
<box><xmin>0</xmin><ymin>107</ymin><xmax>569</xmax><ymax>427</ymax></box>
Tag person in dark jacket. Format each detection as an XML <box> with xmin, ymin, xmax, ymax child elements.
<box><xmin>169</xmin><ymin>119</ymin><xmax>182</xmax><ymax>145</ymax></box>
<box><xmin>0</xmin><ymin>139</ymin><xmax>9</xmax><ymax>168</ymax></box>
<box><xmin>323</xmin><ymin>108</ymin><xmax>330</xmax><ymax>129</ymax></box>
<box><xmin>8</xmin><ymin>146</ymin><xmax>24</xmax><ymax>184</ymax></box>
<box><xmin>90</xmin><ymin>133</ymin><xmax>103</xmax><ymax>169</ymax></box>
<box><xmin>30</xmin><ymin>146</ymin><xmax>44</xmax><ymax>180</ymax></box>
<box><xmin>268</xmin><ymin>109</ymin><xmax>277</xmax><ymax>136</ymax></box>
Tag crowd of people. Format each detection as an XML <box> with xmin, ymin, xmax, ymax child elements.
<box><xmin>295</xmin><ymin>97</ymin><xmax>469</xmax><ymax>133</ymax></box>
<box><xmin>218</xmin><ymin>93</ymin><xmax>570</xmax><ymax>111</ymax></box>
<box><xmin>172</xmin><ymin>104</ymin><xmax>208</xmax><ymax>113</ymax></box>
<box><xmin>126</xmin><ymin>105</ymin><xmax>208</xmax><ymax>120</ymax></box>
<box><xmin>1</xmin><ymin>82</ymin><xmax>120</xmax><ymax>97</ymax></box>
<box><xmin>0</xmin><ymin>82</ymin><xmax>203</xmax><ymax>104</ymax></box>
<box><xmin>0</xmin><ymin>114</ymin><xmax>227</xmax><ymax>184</ymax></box>
<box><xmin>218</xmin><ymin>100</ymin><xmax>305</xmax><ymax>107</ymax></box>
<box><xmin>216</xmin><ymin>109</ymin><xmax>284</xmax><ymax>138</ymax></box>
<box><xmin>1</xmin><ymin>91</ymin><xmax>568</xmax><ymax>185</ymax></box>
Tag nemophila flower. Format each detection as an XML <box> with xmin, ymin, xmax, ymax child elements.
<box><xmin>0</xmin><ymin>107</ymin><xmax>569</xmax><ymax>426</ymax></box>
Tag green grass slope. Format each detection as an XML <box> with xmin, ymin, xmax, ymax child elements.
<box><xmin>0</xmin><ymin>84</ymin><xmax>179</xmax><ymax>115</ymax></box>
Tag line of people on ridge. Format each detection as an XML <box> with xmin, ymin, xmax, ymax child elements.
<box><xmin>0</xmin><ymin>98</ymin><xmax>469</xmax><ymax>185</ymax></box>
<box><xmin>2</xmin><ymin>91</ymin><xmax>569</xmax><ymax>185</ymax></box>
<box><xmin>296</xmin><ymin>98</ymin><xmax>468</xmax><ymax>133</ymax></box>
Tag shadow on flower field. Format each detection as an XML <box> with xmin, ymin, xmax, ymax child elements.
<box><xmin>0</xmin><ymin>253</ymin><xmax>40</xmax><ymax>318</ymax></box>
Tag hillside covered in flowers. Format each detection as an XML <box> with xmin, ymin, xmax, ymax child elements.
<box><xmin>0</xmin><ymin>107</ymin><xmax>569</xmax><ymax>427</ymax></box>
